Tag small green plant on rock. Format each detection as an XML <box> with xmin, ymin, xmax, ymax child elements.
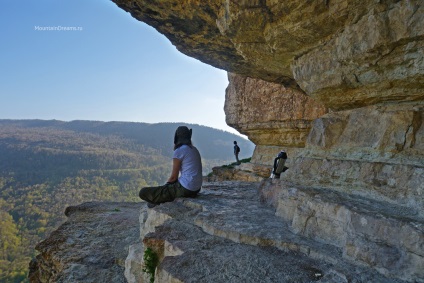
<box><xmin>223</xmin><ymin>157</ymin><xmax>252</xmax><ymax>167</ymax></box>
<box><xmin>142</xmin><ymin>247</ymin><xmax>159</xmax><ymax>283</ymax></box>
<box><xmin>240</xmin><ymin>157</ymin><xmax>251</xmax><ymax>163</ymax></box>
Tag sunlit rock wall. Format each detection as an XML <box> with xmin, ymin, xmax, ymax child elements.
<box><xmin>225</xmin><ymin>73</ymin><xmax>327</xmax><ymax>147</ymax></box>
<box><xmin>224</xmin><ymin>72</ymin><xmax>327</xmax><ymax>175</ymax></box>
<box><xmin>284</xmin><ymin>103</ymin><xmax>424</xmax><ymax>215</ymax></box>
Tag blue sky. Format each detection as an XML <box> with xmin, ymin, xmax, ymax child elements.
<box><xmin>0</xmin><ymin>0</ymin><xmax>239</xmax><ymax>134</ymax></box>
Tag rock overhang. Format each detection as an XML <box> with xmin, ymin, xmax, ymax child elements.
<box><xmin>111</xmin><ymin>0</ymin><xmax>424</xmax><ymax>110</ymax></box>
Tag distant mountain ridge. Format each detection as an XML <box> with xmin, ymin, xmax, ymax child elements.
<box><xmin>0</xmin><ymin>119</ymin><xmax>254</xmax><ymax>160</ymax></box>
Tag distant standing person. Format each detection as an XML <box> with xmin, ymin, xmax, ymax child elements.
<box><xmin>139</xmin><ymin>126</ymin><xmax>203</xmax><ymax>207</ymax></box>
<box><xmin>234</xmin><ymin>141</ymin><xmax>241</xmax><ymax>165</ymax></box>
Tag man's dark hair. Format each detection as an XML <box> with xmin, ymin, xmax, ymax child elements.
<box><xmin>174</xmin><ymin>126</ymin><xmax>192</xmax><ymax>149</ymax></box>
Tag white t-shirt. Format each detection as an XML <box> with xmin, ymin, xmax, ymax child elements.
<box><xmin>173</xmin><ymin>145</ymin><xmax>203</xmax><ymax>191</ymax></box>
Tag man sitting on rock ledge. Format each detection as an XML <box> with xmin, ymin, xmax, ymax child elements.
<box><xmin>139</xmin><ymin>126</ymin><xmax>203</xmax><ymax>208</ymax></box>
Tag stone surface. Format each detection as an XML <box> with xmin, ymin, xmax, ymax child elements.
<box><xmin>205</xmin><ymin>164</ymin><xmax>263</xmax><ymax>182</ymax></box>
<box><xmin>292</xmin><ymin>1</ymin><xmax>424</xmax><ymax>110</ymax></box>
<box><xmin>260</xmin><ymin>180</ymin><xmax>424</xmax><ymax>282</ymax></box>
<box><xmin>29</xmin><ymin>202</ymin><xmax>141</xmax><ymax>283</ymax></box>
<box><xmin>125</xmin><ymin>243</ymin><xmax>147</xmax><ymax>283</ymax></box>
<box><xmin>224</xmin><ymin>73</ymin><xmax>327</xmax><ymax>147</ymax></box>
<box><xmin>306</xmin><ymin>103</ymin><xmax>424</xmax><ymax>162</ymax></box>
<box><xmin>137</xmin><ymin>182</ymin><xmax>406</xmax><ymax>282</ymax></box>
<box><xmin>28</xmin><ymin>182</ymin><xmax>418</xmax><ymax>282</ymax></box>
<box><xmin>283</xmin><ymin>103</ymin><xmax>424</xmax><ymax>215</ymax></box>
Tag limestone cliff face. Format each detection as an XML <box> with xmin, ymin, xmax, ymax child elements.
<box><xmin>225</xmin><ymin>73</ymin><xmax>327</xmax><ymax>147</ymax></box>
<box><xmin>280</xmin><ymin>103</ymin><xmax>424</xmax><ymax>215</ymax></box>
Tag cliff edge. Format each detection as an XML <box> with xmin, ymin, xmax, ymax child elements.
<box><xmin>29</xmin><ymin>202</ymin><xmax>141</xmax><ymax>283</ymax></box>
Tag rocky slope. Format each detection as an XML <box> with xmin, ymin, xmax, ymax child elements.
<box><xmin>29</xmin><ymin>0</ymin><xmax>423</xmax><ymax>282</ymax></box>
<box><xmin>30</xmin><ymin>182</ymin><xmax>419</xmax><ymax>282</ymax></box>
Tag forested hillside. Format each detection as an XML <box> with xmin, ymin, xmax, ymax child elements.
<box><xmin>0</xmin><ymin>120</ymin><xmax>254</xmax><ymax>282</ymax></box>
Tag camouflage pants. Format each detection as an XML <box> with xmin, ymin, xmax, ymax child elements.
<box><xmin>139</xmin><ymin>181</ymin><xmax>200</xmax><ymax>205</ymax></box>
